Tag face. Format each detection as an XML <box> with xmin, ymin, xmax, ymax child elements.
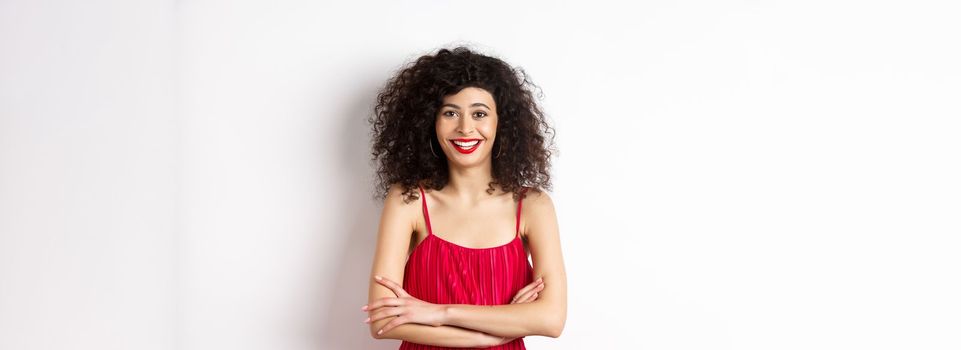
<box><xmin>435</xmin><ymin>87</ymin><xmax>498</xmax><ymax>168</ymax></box>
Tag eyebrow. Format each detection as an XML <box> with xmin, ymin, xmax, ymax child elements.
<box><xmin>440</xmin><ymin>103</ymin><xmax>491</xmax><ymax>110</ymax></box>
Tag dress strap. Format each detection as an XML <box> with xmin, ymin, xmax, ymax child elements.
<box><xmin>418</xmin><ymin>185</ymin><xmax>433</xmax><ymax>236</ymax></box>
<box><xmin>515</xmin><ymin>187</ymin><xmax>530</xmax><ymax>238</ymax></box>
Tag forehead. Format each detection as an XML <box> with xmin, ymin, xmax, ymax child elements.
<box><xmin>441</xmin><ymin>87</ymin><xmax>496</xmax><ymax>107</ymax></box>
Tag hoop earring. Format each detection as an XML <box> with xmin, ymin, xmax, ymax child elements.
<box><xmin>494</xmin><ymin>142</ymin><xmax>505</xmax><ymax>159</ymax></box>
<box><xmin>429</xmin><ymin>140</ymin><xmax>439</xmax><ymax>158</ymax></box>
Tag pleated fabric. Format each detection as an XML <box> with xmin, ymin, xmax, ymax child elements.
<box><xmin>399</xmin><ymin>186</ymin><xmax>533</xmax><ymax>350</ymax></box>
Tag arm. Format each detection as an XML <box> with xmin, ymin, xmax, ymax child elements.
<box><xmin>373</xmin><ymin>321</ymin><xmax>502</xmax><ymax>348</ymax></box>
<box><xmin>443</xmin><ymin>189</ymin><xmax>568</xmax><ymax>338</ymax></box>
<box><xmin>367</xmin><ymin>184</ymin><xmax>501</xmax><ymax>347</ymax></box>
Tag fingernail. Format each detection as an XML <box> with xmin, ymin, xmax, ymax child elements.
<box><xmin>361</xmin><ymin>305</ymin><xmax>368</xmax><ymax>311</ymax></box>
<box><xmin>537</xmin><ymin>277</ymin><xmax>542</xmax><ymax>281</ymax></box>
<box><xmin>377</xmin><ymin>329</ymin><xmax>383</xmax><ymax>335</ymax></box>
<box><xmin>364</xmin><ymin>317</ymin><xmax>370</xmax><ymax>323</ymax></box>
<box><xmin>375</xmin><ymin>275</ymin><xmax>382</xmax><ymax>281</ymax></box>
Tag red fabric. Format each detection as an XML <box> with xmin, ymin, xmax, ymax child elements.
<box><xmin>399</xmin><ymin>186</ymin><xmax>533</xmax><ymax>350</ymax></box>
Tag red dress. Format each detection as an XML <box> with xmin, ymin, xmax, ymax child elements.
<box><xmin>400</xmin><ymin>186</ymin><xmax>533</xmax><ymax>350</ymax></box>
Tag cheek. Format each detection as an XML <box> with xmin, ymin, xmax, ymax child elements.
<box><xmin>480</xmin><ymin>120</ymin><xmax>497</xmax><ymax>138</ymax></box>
<box><xmin>435</xmin><ymin>120</ymin><xmax>448</xmax><ymax>135</ymax></box>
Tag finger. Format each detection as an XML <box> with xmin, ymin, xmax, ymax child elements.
<box><xmin>511</xmin><ymin>280</ymin><xmax>543</xmax><ymax>303</ymax></box>
<box><xmin>374</xmin><ymin>275</ymin><xmax>410</xmax><ymax>297</ymax></box>
<box><xmin>365</xmin><ymin>297</ymin><xmax>396</xmax><ymax>311</ymax></box>
<box><xmin>531</xmin><ymin>282</ymin><xmax>545</xmax><ymax>298</ymax></box>
<box><xmin>511</xmin><ymin>281</ymin><xmax>539</xmax><ymax>302</ymax></box>
<box><xmin>518</xmin><ymin>291</ymin><xmax>535</xmax><ymax>303</ymax></box>
<box><xmin>519</xmin><ymin>292</ymin><xmax>539</xmax><ymax>304</ymax></box>
<box><xmin>377</xmin><ymin>316</ymin><xmax>409</xmax><ymax>336</ymax></box>
<box><xmin>367</xmin><ymin>307</ymin><xmax>404</xmax><ymax>324</ymax></box>
<box><xmin>513</xmin><ymin>282</ymin><xmax>540</xmax><ymax>303</ymax></box>
<box><xmin>364</xmin><ymin>297</ymin><xmax>403</xmax><ymax>311</ymax></box>
<box><xmin>519</xmin><ymin>284</ymin><xmax>545</xmax><ymax>303</ymax></box>
<box><xmin>511</xmin><ymin>279</ymin><xmax>543</xmax><ymax>303</ymax></box>
<box><xmin>511</xmin><ymin>288</ymin><xmax>533</xmax><ymax>304</ymax></box>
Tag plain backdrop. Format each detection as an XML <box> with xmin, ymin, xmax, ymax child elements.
<box><xmin>1</xmin><ymin>0</ymin><xmax>959</xmax><ymax>349</ymax></box>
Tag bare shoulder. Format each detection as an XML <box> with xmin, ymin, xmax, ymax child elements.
<box><xmin>523</xmin><ymin>187</ymin><xmax>555</xmax><ymax>211</ymax></box>
<box><xmin>385</xmin><ymin>183</ymin><xmax>407</xmax><ymax>201</ymax></box>
<box><xmin>520</xmin><ymin>187</ymin><xmax>558</xmax><ymax>239</ymax></box>
<box><xmin>383</xmin><ymin>183</ymin><xmax>420</xmax><ymax>222</ymax></box>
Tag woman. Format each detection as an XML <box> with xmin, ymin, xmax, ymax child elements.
<box><xmin>363</xmin><ymin>46</ymin><xmax>566</xmax><ymax>349</ymax></box>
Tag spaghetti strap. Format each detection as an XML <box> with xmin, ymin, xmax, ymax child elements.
<box><xmin>515</xmin><ymin>187</ymin><xmax>530</xmax><ymax>238</ymax></box>
<box><xmin>418</xmin><ymin>185</ymin><xmax>433</xmax><ymax>237</ymax></box>
<box><xmin>401</xmin><ymin>187</ymin><xmax>533</xmax><ymax>350</ymax></box>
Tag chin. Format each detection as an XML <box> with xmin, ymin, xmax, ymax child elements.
<box><xmin>446</xmin><ymin>153</ymin><xmax>491</xmax><ymax>168</ymax></box>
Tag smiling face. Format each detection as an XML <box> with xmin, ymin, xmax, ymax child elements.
<box><xmin>435</xmin><ymin>87</ymin><xmax>498</xmax><ymax>168</ymax></box>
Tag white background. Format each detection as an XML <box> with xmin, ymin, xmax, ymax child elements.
<box><xmin>1</xmin><ymin>1</ymin><xmax>959</xmax><ymax>349</ymax></box>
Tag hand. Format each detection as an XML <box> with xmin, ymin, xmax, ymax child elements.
<box><xmin>362</xmin><ymin>275</ymin><xmax>447</xmax><ymax>335</ymax></box>
<box><xmin>510</xmin><ymin>277</ymin><xmax>544</xmax><ymax>304</ymax></box>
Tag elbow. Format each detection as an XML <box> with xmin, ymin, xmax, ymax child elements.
<box><xmin>370</xmin><ymin>329</ymin><xmax>392</xmax><ymax>340</ymax></box>
<box><xmin>542</xmin><ymin>315</ymin><xmax>566</xmax><ymax>338</ymax></box>
<box><xmin>545</xmin><ymin>322</ymin><xmax>564</xmax><ymax>338</ymax></box>
<box><xmin>369</xmin><ymin>327</ymin><xmax>382</xmax><ymax>340</ymax></box>
<box><xmin>369</xmin><ymin>324</ymin><xmax>388</xmax><ymax>340</ymax></box>
<box><xmin>535</xmin><ymin>301</ymin><xmax>567</xmax><ymax>338</ymax></box>
<box><xmin>369</xmin><ymin>317</ymin><xmax>405</xmax><ymax>340</ymax></box>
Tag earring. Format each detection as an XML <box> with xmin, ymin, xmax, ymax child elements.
<box><xmin>429</xmin><ymin>140</ymin><xmax>439</xmax><ymax>158</ymax></box>
<box><xmin>494</xmin><ymin>142</ymin><xmax>505</xmax><ymax>159</ymax></box>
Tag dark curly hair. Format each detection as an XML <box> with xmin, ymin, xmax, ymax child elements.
<box><xmin>369</xmin><ymin>46</ymin><xmax>556</xmax><ymax>203</ymax></box>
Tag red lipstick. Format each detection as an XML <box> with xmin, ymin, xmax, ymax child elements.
<box><xmin>449</xmin><ymin>138</ymin><xmax>482</xmax><ymax>154</ymax></box>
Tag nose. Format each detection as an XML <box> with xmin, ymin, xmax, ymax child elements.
<box><xmin>457</xmin><ymin>115</ymin><xmax>475</xmax><ymax>135</ymax></box>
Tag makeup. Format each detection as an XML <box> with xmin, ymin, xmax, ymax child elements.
<box><xmin>450</xmin><ymin>138</ymin><xmax>482</xmax><ymax>154</ymax></box>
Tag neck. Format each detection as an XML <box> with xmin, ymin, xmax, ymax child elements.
<box><xmin>445</xmin><ymin>161</ymin><xmax>496</xmax><ymax>202</ymax></box>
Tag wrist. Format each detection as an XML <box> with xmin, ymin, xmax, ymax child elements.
<box><xmin>440</xmin><ymin>304</ymin><xmax>452</xmax><ymax>326</ymax></box>
<box><xmin>443</xmin><ymin>304</ymin><xmax>464</xmax><ymax>327</ymax></box>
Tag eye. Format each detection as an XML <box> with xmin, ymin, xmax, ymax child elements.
<box><xmin>472</xmin><ymin>111</ymin><xmax>488</xmax><ymax>118</ymax></box>
<box><xmin>442</xmin><ymin>110</ymin><xmax>457</xmax><ymax>118</ymax></box>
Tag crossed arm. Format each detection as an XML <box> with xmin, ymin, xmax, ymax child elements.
<box><xmin>364</xmin><ymin>185</ymin><xmax>566</xmax><ymax>347</ymax></box>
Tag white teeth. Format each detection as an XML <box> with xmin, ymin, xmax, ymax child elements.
<box><xmin>452</xmin><ymin>140</ymin><xmax>480</xmax><ymax>147</ymax></box>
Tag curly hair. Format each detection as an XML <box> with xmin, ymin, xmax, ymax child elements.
<box><xmin>369</xmin><ymin>46</ymin><xmax>556</xmax><ymax>203</ymax></box>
